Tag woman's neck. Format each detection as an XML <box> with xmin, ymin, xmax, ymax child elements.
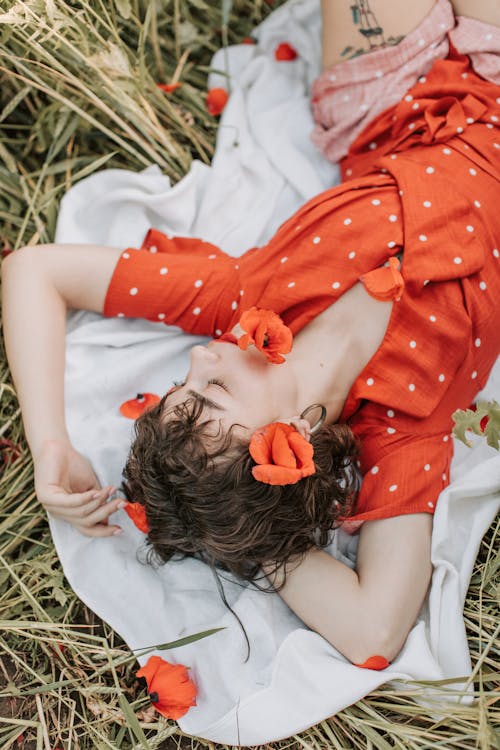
<box><xmin>286</xmin><ymin>282</ymin><xmax>393</xmax><ymax>423</ymax></box>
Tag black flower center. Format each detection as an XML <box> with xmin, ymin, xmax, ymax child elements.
<box><xmin>149</xmin><ymin>691</ymin><xmax>159</xmax><ymax>703</ymax></box>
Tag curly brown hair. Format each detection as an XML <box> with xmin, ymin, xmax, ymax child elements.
<box><xmin>121</xmin><ymin>392</ymin><xmax>361</xmax><ymax>590</ymax></box>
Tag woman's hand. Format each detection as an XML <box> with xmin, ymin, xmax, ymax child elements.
<box><xmin>34</xmin><ymin>439</ymin><xmax>125</xmax><ymax>537</ymax></box>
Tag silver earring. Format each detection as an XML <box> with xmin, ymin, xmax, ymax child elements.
<box><xmin>300</xmin><ymin>403</ymin><xmax>327</xmax><ymax>434</ymax></box>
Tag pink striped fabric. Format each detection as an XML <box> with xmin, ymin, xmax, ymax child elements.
<box><xmin>311</xmin><ymin>0</ymin><xmax>500</xmax><ymax>164</ymax></box>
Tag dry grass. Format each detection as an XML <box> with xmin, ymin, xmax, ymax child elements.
<box><xmin>0</xmin><ymin>1</ymin><xmax>499</xmax><ymax>748</ymax></box>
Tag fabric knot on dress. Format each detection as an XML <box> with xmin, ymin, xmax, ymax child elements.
<box><xmin>392</xmin><ymin>92</ymin><xmax>488</xmax><ymax>146</ymax></box>
<box><xmin>360</xmin><ymin>256</ymin><xmax>404</xmax><ymax>302</ymax></box>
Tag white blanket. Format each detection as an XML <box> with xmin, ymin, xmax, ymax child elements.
<box><xmin>52</xmin><ymin>0</ymin><xmax>500</xmax><ymax>743</ymax></box>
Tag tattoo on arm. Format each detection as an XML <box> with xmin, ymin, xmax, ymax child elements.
<box><xmin>342</xmin><ymin>1</ymin><xmax>404</xmax><ymax>60</ymax></box>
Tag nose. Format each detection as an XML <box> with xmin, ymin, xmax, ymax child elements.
<box><xmin>189</xmin><ymin>345</ymin><xmax>219</xmax><ymax>375</ymax></box>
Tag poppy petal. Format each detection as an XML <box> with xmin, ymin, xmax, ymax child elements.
<box><xmin>237</xmin><ymin>308</ymin><xmax>293</xmax><ymax>364</ymax></box>
<box><xmin>123</xmin><ymin>502</ymin><xmax>149</xmax><ymax>533</ymax></box>
<box><xmin>249</xmin><ymin>422</ymin><xmax>316</xmax><ymax>485</ymax></box>
<box><xmin>355</xmin><ymin>655</ymin><xmax>390</xmax><ymax>670</ymax></box>
<box><xmin>206</xmin><ymin>87</ymin><xmax>228</xmax><ymax>116</ymax></box>
<box><xmin>157</xmin><ymin>82</ymin><xmax>182</xmax><ymax>93</ymax></box>
<box><xmin>275</xmin><ymin>42</ymin><xmax>298</xmax><ymax>61</ymax></box>
<box><xmin>136</xmin><ymin>656</ymin><xmax>197</xmax><ymax>720</ymax></box>
<box><xmin>119</xmin><ymin>393</ymin><xmax>161</xmax><ymax>419</ymax></box>
<box><xmin>252</xmin><ymin>464</ymin><xmax>304</xmax><ymax>485</ymax></box>
<box><xmin>271</xmin><ymin>425</ymin><xmax>297</xmax><ymax>469</ymax></box>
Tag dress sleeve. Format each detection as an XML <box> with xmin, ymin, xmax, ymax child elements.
<box><xmin>103</xmin><ymin>229</ymin><xmax>242</xmax><ymax>336</ymax></box>
<box><xmin>345</xmin><ymin>421</ymin><xmax>453</xmax><ymax>526</ymax></box>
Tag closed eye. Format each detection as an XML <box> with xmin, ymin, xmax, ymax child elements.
<box><xmin>208</xmin><ymin>378</ymin><xmax>229</xmax><ymax>393</ymax></box>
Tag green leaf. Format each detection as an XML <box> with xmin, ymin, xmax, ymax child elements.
<box><xmin>132</xmin><ymin>627</ymin><xmax>225</xmax><ymax>657</ymax></box>
<box><xmin>452</xmin><ymin>400</ymin><xmax>500</xmax><ymax>450</ymax></box>
<box><xmin>0</xmin><ymin>86</ymin><xmax>30</xmax><ymax>124</ymax></box>
<box><xmin>117</xmin><ymin>693</ymin><xmax>152</xmax><ymax>748</ymax></box>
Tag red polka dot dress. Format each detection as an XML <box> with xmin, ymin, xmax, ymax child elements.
<box><xmin>104</xmin><ymin>52</ymin><xmax>500</xmax><ymax>529</ymax></box>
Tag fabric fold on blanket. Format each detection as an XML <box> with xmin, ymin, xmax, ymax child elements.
<box><xmin>52</xmin><ymin>0</ymin><xmax>500</xmax><ymax>743</ymax></box>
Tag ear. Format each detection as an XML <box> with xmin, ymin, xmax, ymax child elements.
<box><xmin>278</xmin><ymin>416</ymin><xmax>312</xmax><ymax>442</ymax></box>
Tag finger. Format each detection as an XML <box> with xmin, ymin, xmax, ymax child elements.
<box><xmin>76</xmin><ymin>498</ymin><xmax>127</xmax><ymax>529</ymax></box>
<box><xmin>41</xmin><ymin>485</ymin><xmax>114</xmax><ymax>510</ymax></box>
<box><xmin>73</xmin><ymin>522</ymin><xmax>123</xmax><ymax>538</ymax></box>
<box><xmin>47</xmin><ymin>493</ymin><xmax>113</xmax><ymax>520</ymax></box>
<box><xmin>48</xmin><ymin>496</ymin><xmax>125</xmax><ymax>525</ymax></box>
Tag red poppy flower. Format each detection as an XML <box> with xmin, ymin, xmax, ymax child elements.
<box><xmin>206</xmin><ymin>88</ymin><xmax>228</xmax><ymax>116</ymax></box>
<box><xmin>480</xmin><ymin>415</ymin><xmax>489</xmax><ymax>432</ymax></box>
<box><xmin>119</xmin><ymin>393</ymin><xmax>161</xmax><ymax>419</ymax></box>
<box><xmin>249</xmin><ymin>422</ymin><xmax>315</xmax><ymax>485</ymax></box>
<box><xmin>360</xmin><ymin>256</ymin><xmax>405</xmax><ymax>302</ymax></box>
<box><xmin>355</xmin><ymin>655</ymin><xmax>390</xmax><ymax>670</ymax></box>
<box><xmin>237</xmin><ymin>307</ymin><xmax>293</xmax><ymax>364</ymax></box>
<box><xmin>274</xmin><ymin>42</ymin><xmax>298</xmax><ymax>61</ymax></box>
<box><xmin>0</xmin><ymin>439</ymin><xmax>22</xmax><ymax>467</ymax></box>
<box><xmin>157</xmin><ymin>82</ymin><xmax>182</xmax><ymax>94</ymax></box>
<box><xmin>136</xmin><ymin>655</ymin><xmax>197</xmax><ymax>720</ymax></box>
<box><xmin>124</xmin><ymin>502</ymin><xmax>149</xmax><ymax>533</ymax></box>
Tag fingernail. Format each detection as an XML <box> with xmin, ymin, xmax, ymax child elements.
<box><xmin>117</xmin><ymin>500</ymin><xmax>127</xmax><ymax>509</ymax></box>
<box><xmin>107</xmin><ymin>486</ymin><xmax>117</xmax><ymax>497</ymax></box>
<box><xmin>113</xmin><ymin>528</ymin><xmax>123</xmax><ymax>535</ymax></box>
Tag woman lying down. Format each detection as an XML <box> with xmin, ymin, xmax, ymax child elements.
<box><xmin>3</xmin><ymin>0</ymin><xmax>500</xmax><ymax>671</ymax></box>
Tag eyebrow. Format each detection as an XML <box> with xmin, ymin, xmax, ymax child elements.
<box><xmin>187</xmin><ymin>389</ymin><xmax>225</xmax><ymax>411</ymax></box>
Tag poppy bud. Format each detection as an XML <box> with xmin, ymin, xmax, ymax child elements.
<box><xmin>206</xmin><ymin>88</ymin><xmax>228</xmax><ymax>116</ymax></box>
<box><xmin>275</xmin><ymin>42</ymin><xmax>298</xmax><ymax>61</ymax></box>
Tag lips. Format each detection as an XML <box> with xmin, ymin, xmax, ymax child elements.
<box><xmin>217</xmin><ymin>332</ymin><xmax>238</xmax><ymax>345</ymax></box>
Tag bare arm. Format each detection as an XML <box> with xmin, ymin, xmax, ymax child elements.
<box><xmin>2</xmin><ymin>244</ymin><xmax>125</xmax><ymax>535</ymax></box>
<box><xmin>264</xmin><ymin>513</ymin><xmax>432</xmax><ymax>664</ymax></box>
